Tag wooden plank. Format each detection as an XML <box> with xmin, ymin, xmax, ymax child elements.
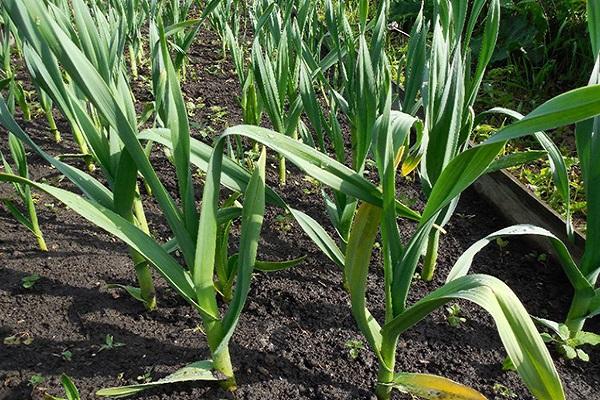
<box><xmin>472</xmin><ymin>169</ymin><xmax>586</xmax><ymax>260</ymax></box>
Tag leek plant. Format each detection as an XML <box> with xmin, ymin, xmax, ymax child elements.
<box><xmin>207</xmin><ymin>0</ymin><xmax>243</xmax><ymax>58</ymax></box>
<box><xmin>211</xmin><ymin>75</ymin><xmax>600</xmax><ymax>400</ymax></box>
<box><xmin>0</xmin><ymin>133</ymin><xmax>46</xmax><ymax>251</ymax></box>
<box><xmin>1</xmin><ymin>5</ymin><xmax>61</xmax><ymax>142</ymax></box>
<box><xmin>108</xmin><ymin>0</ymin><xmax>152</xmax><ymax>80</ymax></box>
<box><xmin>160</xmin><ymin>0</ymin><xmax>224</xmax><ymax>77</ymax></box>
<box><xmin>217</xmin><ymin>2</ymin><xmax>263</xmax><ymax>164</ymax></box>
<box><xmin>224</xmin><ymin>22</ymin><xmax>262</xmax><ymax>127</ymax></box>
<box><xmin>447</xmin><ymin>1</ymin><xmax>600</xmax><ymax>360</ymax></box>
<box><xmin>0</xmin><ymin>0</ymin><xmax>343</xmax><ymax>390</ymax></box>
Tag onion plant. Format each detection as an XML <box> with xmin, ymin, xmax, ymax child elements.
<box><xmin>0</xmin><ymin>132</ymin><xmax>46</xmax><ymax>251</ymax></box>
<box><xmin>446</xmin><ymin>1</ymin><xmax>600</xmax><ymax>361</ymax></box>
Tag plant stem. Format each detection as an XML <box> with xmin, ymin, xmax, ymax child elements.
<box><xmin>71</xmin><ymin>124</ymin><xmax>95</xmax><ymax>172</ymax></box>
<box><xmin>278</xmin><ymin>154</ymin><xmax>286</xmax><ymax>186</ymax></box>
<box><xmin>421</xmin><ymin>228</ymin><xmax>440</xmax><ymax>282</ymax></box>
<box><xmin>375</xmin><ymin>335</ymin><xmax>397</xmax><ymax>400</ymax></box>
<box><xmin>129</xmin><ymin>43</ymin><xmax>138</xmax><ymax>80</ymax></box>
<box><xmin>132</xmin><ymin>191</ymin><xmax>156</xmax><ymax>311</ymax></box>
<box><xmin>46</xmin><ymin>109</ymin><xmax>61</xmax><ymax>143</ymax></box>
<box><xmin>565</xmin><ymin>291</ymin><xmax>593</xmax><ymax>334</ymax></box>
<box><xmin>206</xmin><ymin>322</ymin><xmax>237</xmax><ymax>391</ymax></box>
<box><xmin>26</xmin><ymin>190</ymin><xmax>47</xmax><ymax>251</ymax></box>
<box><xmin>136</xmin><ymin>42</ymin><xmax>145</xmax><ymax>68</ymax></box>
<box><xmin>133</xmin><ymin>256</ymin><xmax>157</xmax><ymax>310</ymax></box>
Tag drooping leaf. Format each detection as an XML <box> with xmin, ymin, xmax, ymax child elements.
<box><xmin>392</xmin><ymin>372</ymin><xmax>486</xmax><ymax>400</ymax></box>
<box><xmin>96</xmin><ymin>361</ymin><xmax>219</xmax><ymax>398</ymax></box>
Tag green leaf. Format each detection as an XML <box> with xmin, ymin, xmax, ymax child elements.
<box><xmin>479</xmin><ymin>107</ymin><xmax>573</xmax><ymax>239</ymax></box>
<box><xmin>573</xmin><ymin>331</ymin><xmax>600</xmax><ymax>346</ymax></box>
<box><xmin>220</xmin><ymin>125</ymin><xmax>420</xmax><ymax>221</ymax></box>
<box><xmin>484</xmin><ymin>85</ymin><xmax>600</xmax><ymax>146</ymax></box>
<box><xmin>383</xmin><ymin>274</ymin><xmax>565</xmax><ymax>400</ymax></box>
<box><xmin>255</xmin><ymin>256</ymin><xmax>306</xmax><ymax>272</ymax></box>
<box><xmin>214</xmin><ymin>147</ymin><xmax>267</xmax><ymax>354</ymax></box>
<box><xmin>561</xmin><ymin>344</ymin><xmax>577</xmax><ymax>360</ymax></box>
<box><xmin>106</xmin><ymin>284</ymin><xmax>144</xmax><ymax>303</ymax></box>
<box><xmin>447</xmin><ymin>225</ymin><xmax>593</xmax><ymax>295</ymax></box>
<box><xmin>485</xmin><ymin>150</ymin><xmax>547</xmax><ymax>174</ymax></box>
<box><xmin>345</xmin><ymin>203</ymin><xmax>383</xmax><ymax>354</ymax></box>
<box><xmin>140</xmin><ymin>128</ymin><xmax>346</xmax><ymax>267</ymax></box>
<box><xmin>0</xmin><ymin>173</ymin><xmax>215</xmax><ymax>320</ymax></box>
<box><xmin>392</xmin><ymin>373</ymin><xmax>486</xmax><ymax>399</ymax></box>
<box><xmin>60</xmin><ymin>375</ymin><xmax>80</xmax><ymax>400</ymax></box>
<box><xmin>96</xmin><ymin>361</ymin><xmax>219</xmax><ymax>398</ymax></box>
<box><xmin>589</xmin><ymin>0</ymin><xmax>600</xmax><ymax>57</ymax></box>
<box><xmin>576</xmin><ymin>349</ymin><xmax>590</xmax><ymax>362</ymax></box>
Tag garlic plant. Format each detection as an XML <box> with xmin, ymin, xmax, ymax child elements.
<box><xmin>447</xmin><ymin>1</ymin><xmax>600</xmax><ymax>362</ymax></box>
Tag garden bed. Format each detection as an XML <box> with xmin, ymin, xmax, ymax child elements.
<box><xmin>1</xmin><ymin>28</ymin><xmax>599</xmax><ymax>400</ymax></box>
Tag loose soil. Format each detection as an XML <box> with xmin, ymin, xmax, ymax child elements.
<box><xmin>1</xmin><ymin>29</ymin><xmax>599</xmax><ymax>400</ymax></box>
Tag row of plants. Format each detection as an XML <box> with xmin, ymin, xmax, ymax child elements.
<box><xmin>390</xmin><ymin>0</ymin><xmax>592</xmax><ymax>233</ymax></box>
<box><xmin>0</xmin><ymin>0</ymin><xmax>599</xmax><ymax>399</ymax></box>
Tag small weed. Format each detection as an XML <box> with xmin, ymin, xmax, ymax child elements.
<box><xmin>137</xmin><ymin>368</ymin><xmax>154</xmax><ymax>383</ymax></box>
<box><xmin>98</xmin><ymin>334</ymin><xmax>125</xmax><ymax>352</ymax></box>
<box><xmin>501</xmin><ymin>356</ymin><xmax>516</xmax><ymax>372</ymax></box>
<box><xmin>21</xmin><ymin>274</ymin><xmax>41</xmax><ymax>289</ymax></box>
<box><xmin>3</xmin><ymin>332</ymin><xmax>33</xmax><ymax>346</ymax></box>
<box><xmin>345</xmin><ymin>339</ymin><xmax>365</xmax><ymax>360</ymax></box>
<box><xmin>208</xmin><ymin>105</ymin><xmax>229</xmax><ymax>126</ymax></box>
<box><xmin>492</xmin><ymin>382</ymin><xmax>517</xmax><ymax>398</ymax></box>
<box><xmin>28</xmin><ymin>374</ymin><xmax>45</xmax><ymax>387</ymax></box>
<box><xmin>274</xmin><ymin>213</ymin><xmax>294</xmax><ymax>233</ymax></box>
<box><xmin>61</xmin><ymin>350</ymin><xmax>73</xmax><ymax>362</ymax></box>
<box><xmin>445</xmin><ymin>304</ymin><xmax>466</xmax><ymax>328</ymax></box>
<box><xmin>540</xmin><ymin>325</ymin><xmax>600</xmax><ymax>362</ymax></box>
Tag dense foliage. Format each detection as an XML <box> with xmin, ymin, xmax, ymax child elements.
<box><xmin>0</xmin><ymin>0</ymin><xmax>599</xmax><ymax>399</ymax></box>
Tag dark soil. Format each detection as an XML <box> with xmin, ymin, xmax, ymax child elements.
<box><xmin>1</xmin><ymin>28</ymin><xmax>599</xmax><ymax>400</ymax></box>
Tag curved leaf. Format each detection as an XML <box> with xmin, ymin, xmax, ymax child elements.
<box><xmin>382</xmin><ymin>274</ymin><xmax>565</xmax><ymax>400</ymax></box>
<box><xmin>0</xmin><ymin>173</ymin><xmax>217</xmax><ymax>321</ymax></box>
<box><xmin>220</xmin><ymin>125</ymin><xmax>421</xmax><ymax>221</ymax></box>
<box><xmin>210</xmin><ymin>148</ymin><xmax>266</xmax><ymax>355</ymax></box>
<box><xmin>345</xmin><ymin>203</ymin><xmax>383</xmax><ymax>354</ymax></box>
<box><xmin>140</xmin><ymin>129</ymin><xmax>345</xmax><ymax>267</ymax></box>
<box><xmin>392</xmin><ymin>373</ymin><xmax>486</xmax><ymax>400</ymax></box>
<box><xmin>446</xmin><ymin>225</ymin><xmax>593</xmax><ymax>295</ymax></box>
<box><xmin>478</xmin><ymin>107</ymin><xmax>573</xmax><ymax>239</ymax></box>
<box><xmin>255</xmin><ymin>256</ymin><xmax>306</xmax><ymax>272</ymax></box>
<box><xmin>96</xmin><ymin>360</ymin><xmax>219</xmax><ymax>398</ymax></box>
